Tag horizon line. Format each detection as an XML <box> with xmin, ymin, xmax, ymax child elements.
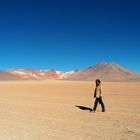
<box><xmin>0</xmin><ymin>62</ymin><xmax>139</xmax><ymax>74</ymax></box>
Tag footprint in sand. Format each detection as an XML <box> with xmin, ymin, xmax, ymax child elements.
<box><xmin>124</xmin><ymin>127</ymin><xmax>135</xmax><ymax>134</ymax></box>
<box><xmin>113</xmin><ymin>120</ymin><xmax>120</xmax><ymax>127</ymax></box>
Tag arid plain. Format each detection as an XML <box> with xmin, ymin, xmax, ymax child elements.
<box><xmin>0</xmin><ymin>81</ymin><xmax>139</xmax><ymax>140</ymax></box>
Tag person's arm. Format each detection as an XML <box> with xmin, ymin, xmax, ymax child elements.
<box><xmin>94</xmin><ymin>88</ymin><xmax>96</xmax><ymax>98</ymax></box>
<box><xmin>100</xmin><ymin>85</ymin><xmax>103</xmax><ymax>97</ymax></box>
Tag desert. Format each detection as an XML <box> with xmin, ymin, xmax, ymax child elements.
<box><xmin>0</xmin><ymin>80</ymin><xmax>139</xmax><ymax>140</ymax></box>
<box><xmin>1</xmin><ymin>0</ymin><xmax>140</xmax><ymax>139</ymax></box>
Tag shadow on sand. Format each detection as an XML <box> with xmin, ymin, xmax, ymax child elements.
<box><xmin>75</xmin><ymin>105</ymin><xmax>92</xmax><ymax>112</ymax></box>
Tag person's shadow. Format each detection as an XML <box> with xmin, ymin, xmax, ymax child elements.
<box><xmin>75</xmin><ymin>105</ymin><xmax>92</xmax><ymax>112</ymax></box>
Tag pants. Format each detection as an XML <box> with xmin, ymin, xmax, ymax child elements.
<box><xmin>93</xmin><ymin>97</ymin><xmax>105</xmax><ymax>112</ymax></box>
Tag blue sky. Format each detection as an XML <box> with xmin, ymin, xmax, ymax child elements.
<box><xmin>0</xmin><ymin>0</ymin><xmax>140</xmax><ymax>72</ymax></box>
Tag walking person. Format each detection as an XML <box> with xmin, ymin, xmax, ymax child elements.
<box><xmin>92</xmin><ymin>79</ymin><xmax>105</xmax><ymax>112</ymax></box>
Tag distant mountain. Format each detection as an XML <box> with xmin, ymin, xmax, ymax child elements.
<box><xmin>0</xmin><ymin>71</ymin><xmax>22</xmax><ymax>81</ymax></box>
<box><xmin>64</xmin><ymin>62</ymin><xmax>140</xmax><ymax>81</ymax></box>
<box><xmin>7</xmin><ymin>69</ymin><xmax>60</xmax><ymax>80</ymax></box>
<box><xmin>2</xmin><ymin>62</ymin><xmax>140</xmax><ymax>81</ymax></box>
<box><xmin>6</xmin><ymin>69</ymin><xmax>81</xmax><ymax>80</ymax></box>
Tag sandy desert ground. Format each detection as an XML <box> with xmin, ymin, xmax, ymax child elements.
<box><xmin>0</xmin><ymin>80</ymin><xmax>139</xmax><ymax>140</ymax></box>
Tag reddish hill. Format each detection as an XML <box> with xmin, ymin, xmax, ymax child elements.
<box><xmin>7</xmin><ymin>69</ymin><xmax>59</xmax><ymax>80</ymax></box>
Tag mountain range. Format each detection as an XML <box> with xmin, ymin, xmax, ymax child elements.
<box><xmin>0</xmin><ymin>62</ymin><xmax>139</xmax><ymax>81</ymax></box>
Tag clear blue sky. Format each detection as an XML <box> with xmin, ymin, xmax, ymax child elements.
<box><xmin>0</xmin><ymin>0</ymin><xmax>140</xmax><ymax>72</ymax></box>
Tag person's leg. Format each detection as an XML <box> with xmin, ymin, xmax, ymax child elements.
<box><xmin>99</xmin><ymin>97</ymin><xmax>105</xmax><ymax>112</ymax></box>
<box><xmin>93</xmin><ymin>98</ymin><xmax>99</xmax><ymax>112</ymax></box>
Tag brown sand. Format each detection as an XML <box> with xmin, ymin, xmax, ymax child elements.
<box><xmin>0</xmin><ymin>81</ymin><xmax>139</xmax><ymax>140</ymax></box>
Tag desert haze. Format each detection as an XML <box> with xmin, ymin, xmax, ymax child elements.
<box><xmin>0</xmin><ymin>81</ymin><xmax>139</xmax><ymax>140</ymax></box>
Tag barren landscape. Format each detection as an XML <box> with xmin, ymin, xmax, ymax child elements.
<box><xmin>0</xmin><ymin>81</ymin><xmax>139</xmax><ymax>140</ymax></box>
